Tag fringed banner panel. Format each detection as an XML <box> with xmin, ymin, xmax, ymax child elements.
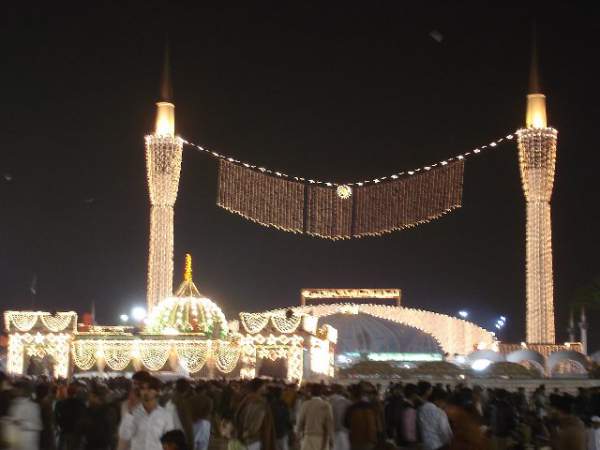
<box><xmin>353</xmin><ymin>160</ymin><xmax>464</xmax><ymax>236</ymax></box>
<box><xmin>217</xmin><ymin>159</ymin><xmax>464</xmax><ymax>239</ymax></box>
<box><xmin>218</xmin><ymin>160</ymin><xmax>305</xmax><ymax>232</ymax></box>
<box><xmin>305</xmin><ymin>184</ymin><xmax>354</xmax><ymax>239</ymax></box>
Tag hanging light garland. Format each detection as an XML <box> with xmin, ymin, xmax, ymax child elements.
<box><xmin>182</xmin><ymin>132</ymin><xmax>514</xmax><ymax>187</ymax></box>
<box><xmin>5</xmin><ymin>312</ymin><xmax>39</xmax><ymax>332</ymax></box>
<box><xmin>218</xmin><ymin>158</ymin><xmax>464</xmax><ymax>239</ymax></box>
<box><xmin>4</xmin><ymin>311</ymin><xmax>77</xmax><ymax>333</ymax></box>
<box><xmin>139</xmin><ymin>341</ymin><xmax>172</xmax><ymax>371</ymax></box>
<box><xmin>214</xmin><ymin>341</ymin><xmax>241</xmax><ymax>373</ymax></box>
<box><xmin>103</xmin><ymin>341</ymin><xmax>133</xmax><ymax>371</ymax></box>
<box><xmin>174</xmin><ymin>341</ymin><xmax>210</xmax><ymax>373</ymax></box>
<box><xmin>72</xmin><ymin>340</ymin><xmax>97</xmax><ymax>371</ymax></box>
<box><xmin>271</xmin><ymin>315</ymin><xmax>302</xmax><ymax>334</ymax></box>
<box><xmin>239</xmin><ymin>313</ymin><xmax>270</xmax><ymax>334</ymax></box>
<box><xmin>40</xmin><ymin>313</ymin><xmax>76</xmax><ymax>332</ymax></box>
<box><xmin>182</xmin><ymin>132</ymin><xmax>514</xmax><ymax>239</ymax></box>
<box><xmin>239</xmin><ymin>312</ymin><xmax>304</xmax><ymax>334</ymax></box>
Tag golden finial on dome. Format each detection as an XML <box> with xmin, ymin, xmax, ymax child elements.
<box><xmin>184</xmin><ymin>253</ymin><xmax>192</xmax><ymax>282</ymax></box>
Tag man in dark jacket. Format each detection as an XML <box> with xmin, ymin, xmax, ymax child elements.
<box><xmin>344</xmin><ymin>385</ymin><xmax>379</xmax><ymax>450</ymax></box>
<box><xmin>81</xmin><ymin>385</ymin><xmax>117</xmax><ymax>450</ymax></box>
<box><xmin>267</xmin><ymin>385</ymin><xmax>292</xmax><ymax>450</ymax></box>
<box><xmin>55</xmin><ymin>383</ymin><xmax>86</xmax><ymax>450</ymax></box>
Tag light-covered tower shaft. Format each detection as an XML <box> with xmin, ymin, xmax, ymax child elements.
<box><xmin>146</xmin><ymin>47</ymin><xmax>183</xmax><ymax>311</ymax></box>
<box><xmin>517</xmin><ymin>38</ymin><xmax>557</xmax><ymax>343</ymax></box>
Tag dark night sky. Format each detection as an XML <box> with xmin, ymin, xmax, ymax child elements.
<box><xmin>2</xmin><ymin>4</ymin><xmax>600</xmax><ymax>350</ymax></box>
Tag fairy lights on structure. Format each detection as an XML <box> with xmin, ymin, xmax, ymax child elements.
<box><xmin>240</xmin><ymin>312</ymin><xmax>303</xmax><ymax>335</ymax></box>
<box><xmin>178</xmin><ymin>129</ymin><xmax>517</xmax><ymax>239</ymax></box>
<box><xmin>5</xmin><ymin>311</ymin><xmax>77</xmax><ymax>378</ymax></box>
<box><xmin>218</xmin><ymin>158</ymin><xmax>464</xmax><ymax>239</ymax></box>
<box><xmin>517</xmin><ymin>39</ymin><xmax>557</xmax><ymax>344</ymax></box>
<box><xmin>269</xmin><ymin>302</ymin><xmax>496</xmax><ymax>357</ymax></box>
<box><xmin>145</xmin><ymin>48</ymin><xmax>184</xmax><ymax>312</ymax></box>
<box><xmin>145</xmin><ymin>254</ymin><xmax>229</xmax><ymax>337</ymax></box>
<box><xmin>175</xmin><ymin>341</ymin><xmax>210</xmax><ymax>373</ymax></box>
<box><xmin>5</xmin><ymin>311</ymin><xmax>77</xmax><ymax>333</ymax></box>
<box><xmin>184</xmin><ymin>131</ymin><xmax>514</xmax><ymax>189</ymax></box>
<box><xmin>301</xmin><ymin>288</ymin><xmax>402</xmax><ymax>306</ymax></box>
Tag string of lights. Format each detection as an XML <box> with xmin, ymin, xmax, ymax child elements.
<box><xmin>182</xmin><ymin>131</ymin><xmax>515</xmax><ymax>187</ymax></box>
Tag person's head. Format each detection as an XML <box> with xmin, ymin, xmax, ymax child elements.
<box><xmin>417</xmin><ymin>381</ymin><xmax>432</xmax><ymax>400</ymax></box>
<box><xmin>391</xmin><ymin>383</ymin><xmax>403</xmax><ymax>397</ymax></box>
<box><xmin>35</xmin><ymin>383</ymin><xmax>50</xmax><ymax>401</ymax></box>
<box><xmin>331</xmin><ymin>384</ymin><xmax>344</xmax><ymax>396</ymax></box>
<box><xmin>360</xmin><ymin>382</ymin><xmax>377</xmax><ymax>401</ymax></box>
<box><xmin>404</xmin><ymin>383</ymin><xmax>418</xmax><ymax>400</ymax></box>
<box><xmin>140</xmin><ymin>376</ymin><xmax>161</xmax><ymax>404</ymax></box>
<box><xmin>219</xmin><ymin>415</ymin><xmax>235</xmax><ymax>439</ymax></box>
<box><xmin>131</xmin><ymin>370</ymin><xmax>151</xmax><ymax>396</ymax></box>
<box><xmin>195</xmin><ymin>381</ymin><xmax>208</xmax><ymax>395</ymax></box>
<box><xmin>552</xmin><ymin>394</ymin><xmax>575</xmax><ymax>417</ymax></box>
<box><xmin>429</xmin><ymin>387</ymin><xmax>449</xmax><ymax>408</ymax></box>
<box><xmin>67</xmin><ymin>382</ymin><xmax>82</xmax><ymax>398</ymax></box>
<box><xmin>175</xmin><ymin>378</ymin><xmax>190</xmax><ymax>395</ymax></box>
<box><xmin>161</xmin><ymin>429</ymin><xmax>188</xmax><ymax>450</ymax></box>
<box><xmin>348</xmin><ymin>384</ymin><xmax>362</xmax><ymax>401</ymax></box>
<box><xmin>89</xmin><ymin>385</ymin><xmax>108</xmax><ymax>406</ymax></box>
<box><xmin>308</xmin><ymin>383</ymin><xmax>322</xmax><ymax>398</ymax></box>
<box><xmin>267</xmin><ymin>385</ymin><xmax>283</xmax><ymax>400</ymax></box>
<box><xmin>248</xmin><ymin>378</ymin><xmax>264</xmax><ymax>394</ymax></box>
<box><xmin>495</xmin><ymin>389</ymin><xmax>509</xmax><ymax>401</ymax></box>
<box><xmin>456</xmin><ymin>388</ymin><xmax>473</xmax><ymax>409</ymax></box>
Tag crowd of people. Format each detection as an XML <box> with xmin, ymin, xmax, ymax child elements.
<box><xmin>0</xmin><ymin>370</ymin><xmax>600</xmax><ymax>450</ymax></box>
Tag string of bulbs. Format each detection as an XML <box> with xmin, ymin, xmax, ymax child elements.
<box><xmin>181</xmin><ymin>130</ymin><xmax>517</xmax><ymax>187</ymax></box>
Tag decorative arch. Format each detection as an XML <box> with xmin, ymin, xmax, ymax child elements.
<box><xmin>268</xmin><ymin>303</ymin><xmax>495</xmax><ymax>355</ymax></box>
<box><xmin>506</xmin><ymin>349</ymin><xmax>546</xmax><ymax>376</ymax></box>
<box><xmin>547</xmin><ymin>351</ymin><xmax>590</xmax><ymax>376</ymax></box>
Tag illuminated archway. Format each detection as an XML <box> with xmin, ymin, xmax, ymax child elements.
<box><xmin>269</xmin><ymin>304</ymin><xmax>495</xmax><ymax>355</ymax></box>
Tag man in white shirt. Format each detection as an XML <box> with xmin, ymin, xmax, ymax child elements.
<box><xmin>193</xmin><ymin>418</ymin><xmax>211</xmax><ymax>450</ymax></box>
<box><xmin>296</xmin><ymin>384</ymin><xmax>334</xmax><ymax>450</ymax></box>
<box><xmin>588</xmin><ymin>416</ymin><xmax>600</xmax><ymax>450</ymax></box>
<box><xmin>328</xmin><ymin>385</ymin><xmax>351</xmax><ymax>450</ymax></box>
<box><xmin>417</xmin><ymin>387</ymin><xmax>452</xmax><ymax>450</ymax></box>
<box><xmin>118</xmin><ymin>376</ymin><xmax>175</xmax><ymax>450</ymax></box>
<box><xmin>8</xmin><ymin>381</ymin><xmax>42</xmax><ymax>450</ymax></box>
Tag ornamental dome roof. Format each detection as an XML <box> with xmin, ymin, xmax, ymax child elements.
<box><xmin>145</xmin><ymin>255</ymin><xmax>228</xmax><ymax>338</ymax></box>
<box><xmin>319</xmin><ymin>313</ymin><xmax>442</xmax><ymax>354</ymax></box>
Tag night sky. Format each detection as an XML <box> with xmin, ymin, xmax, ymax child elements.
<box><xmin>2</xmin><ymin>4</ymin><xmax>600</xmax><ymax>350</ymax></box>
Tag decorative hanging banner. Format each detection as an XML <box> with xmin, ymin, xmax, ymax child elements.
<box><xmin>217</xmin><ymin>158</ymin><xmax>464</xmax><ymax>239</ymax></box>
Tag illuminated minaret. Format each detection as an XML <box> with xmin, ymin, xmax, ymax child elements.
<box><xmin>517</xmin><ymin>35</ymin><xmax>557</xmax><ymax>343</ymax></box>
<box><xmin>145</xmin><ymin>46</ymin><xmax>184</xmax><ymax>311</ymax></box>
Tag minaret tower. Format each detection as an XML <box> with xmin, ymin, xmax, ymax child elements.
<box><xmin>517</xmin><ymin>34</ymin><xmax>558</xmax><ymax>343</ymax></box>
<box><xmin>145</xmin><ymin>45</ymin><xmax>184</xmax><ymax>311</ymax></box>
